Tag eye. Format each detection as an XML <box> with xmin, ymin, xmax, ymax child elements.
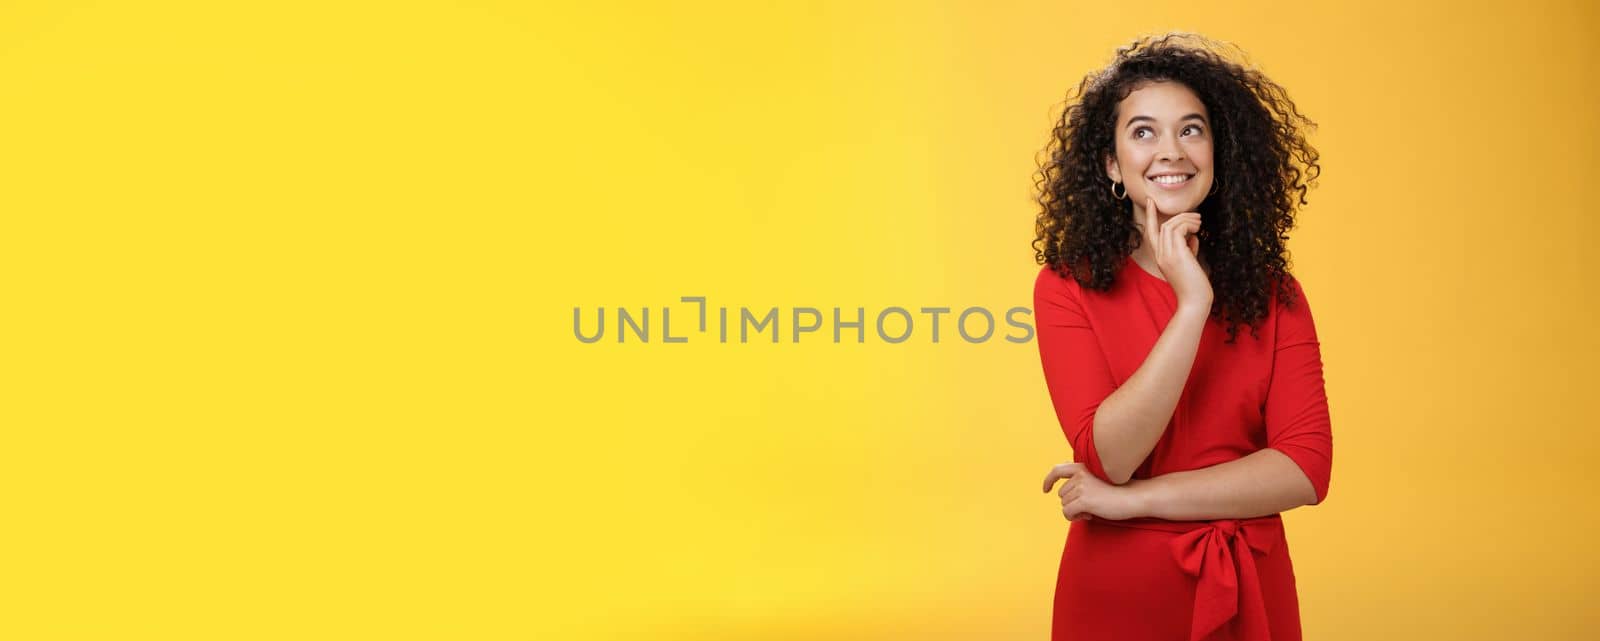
<box><xmin>1134</xmin><ymin>125</ymin><xmax>1204</xmax><ymax>139</ymax></box>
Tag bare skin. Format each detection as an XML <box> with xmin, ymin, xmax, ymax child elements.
<box><xmin>1042</xmin><ymin>450</ymin><xmax>1317</xmax><ymax>522</ymax></box>
<box><xmin>1039</xmin><ymin>81</ymin><xmax>1319</xmax><ymax>521</ymax></box>
<box><xmin>1093</xmin><ymin>195</ymin><xmax>1210</xmax><ymax>486</ymax></box>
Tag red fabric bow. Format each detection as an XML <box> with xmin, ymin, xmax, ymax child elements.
<box><xmin>1169</xmin><ymin>518</ymin><xmax>1283</xmax><ymax>641</ymax></box>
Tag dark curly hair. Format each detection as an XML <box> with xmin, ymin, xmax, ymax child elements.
<box><xmin>1032</xmin><ymin>32</ymin><xmax>1321</xmax><ymax>344</ymax></box>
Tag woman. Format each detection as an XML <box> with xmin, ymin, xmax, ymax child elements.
<box><xmin>1031</xmin><ymin>33</ymin><xmax>1332</xmax><ymax>641</ymax></box>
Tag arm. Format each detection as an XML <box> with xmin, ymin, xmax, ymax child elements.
<box><xmin>1126</xmin><ymin>275</ymin><xmax>1334</xmax><ymax>519</ymax></box>
<box><xmin>1091</xmin><ymin>304</ymin><xmax>1210</xmax><ymax>484</ymax></box>
<box><xmin>1127</xmin><ymin>448</ymin><xmax>1316</xmax><ymax>520</ymax></box>
<box><xmin>1033</xmin><ymin>267</ymin><xmax>1119</xmax><ymax>484</ymax></box>
<box><xmin>1033</xmin><ymin>266</ymin><xmax>1208</xmax><ymax>485</ymax></box>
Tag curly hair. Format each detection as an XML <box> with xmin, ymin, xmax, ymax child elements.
<box><xmin>1031</xmin><ymin>32</ymin><xmax>1320</xmax><ymax>344</ymax></box>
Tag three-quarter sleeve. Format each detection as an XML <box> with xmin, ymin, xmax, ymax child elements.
<box><xmin>1033</xmin><ymin>266</ymin><xmax>1117</xmax><ymax>484</ymax></box>
<box><xmin>1263</xmin><ymin>276</ymin><xmax>1334</xmax><ymax>505</ymax></box>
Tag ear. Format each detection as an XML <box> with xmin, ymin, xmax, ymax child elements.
<box><xmin>1104</xmin><ymin>153</ymin><xmax>1121</xmax><ymax>184</ymax></box>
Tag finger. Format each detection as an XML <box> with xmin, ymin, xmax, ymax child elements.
<box><xmin>1159</xmin><ymin>212</ymin><xmax>1200</xmax><ymax>233</ymax></box>
<box><xmin>1145</xmin><ymin>196</ymin><xmax>1159</xmax><ymax>249</ymax></box>
<box><xmin>1041</xmin><ymin>462</ymin><xmax>1081</xmax><ymax>492</ymax></box>
<box><xmin>1058</xmin><ymin>476</ymin><xmax>1078</xmax><ymax>498</ymax></box>
<box><xmin>1042</xmin><ymin>466</ymin><xmax>1065</xmax><ymax>492</ymax></box>
<box><xmin>1156</xmin><ymin>212</ymin><xmax>1197</xmax><ymax>265</ymax></box>
<box><xmin>1181</xmin><ymin>219</ymin><xmax>1202</xmax><ymax>257</ymax></box>
<box><xmin>1150</xmin><ymin>197</ymin><xmax>1165</xmax><ymax>264</ymax></box>
<box><xmin>1159</xmin><ymin>217</ymin><xmax>1177</xmax><ymax>264</ymax></box>
<box><xmin>1145</xmin><ymin>195</ymin><xmax>1158</xmax><ymax>250</ymax></box>
<box><xmin>1180</xmin><ymin>216</ymin><xmax>1202</xmax><ymax>255</ymax></box>
<box><xmin>1168</xmin><ymin>219</ymin><xmax>1199</xmax><ymax>249</ymax></box>
<box><xmin>1165</xmin><ymin>217</ymin><xmax>1199</xmax><ymax>261</ymax></box>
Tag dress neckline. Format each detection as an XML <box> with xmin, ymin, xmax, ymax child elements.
<box><xmin>1125</xmin><ymin>254</ymin><xmax>1214</xmax><ymax>284</ymax></box>
<box><xmin>1125</xmin><ymin>254</ymin><xmax>1167</xmax><ymax>283</ymax></box>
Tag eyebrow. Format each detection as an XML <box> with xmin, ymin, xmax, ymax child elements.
<box><xmin>1126</xmin><ymin>113</ymin><xmax>1208</xmax><ymax>129</ymax></box>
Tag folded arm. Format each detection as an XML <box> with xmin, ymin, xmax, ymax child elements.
<box><xmin>1128</xmin><ymin>448</ymin><xmax>1317</xmax><ymax>520</ymax></box>
<box><xmin>1033</xmin><ymin>266</ymin><xmax>1210</xmax><ymax>485</ymax></box>
<box><xmin>1129</xmin><ymin>275</ymin><xmax>1334</xmax><ymax>520</ymax></box>
<box><xmin>1089</xmin><ymin>304</ymin><xmax>1211</xmax><ymax>484</ymax></box>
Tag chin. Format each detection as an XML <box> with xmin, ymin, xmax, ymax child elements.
<box><xmin>1148</xmin><ymin>193</ymin><xmax>1204</xmax><ymax>214</ymax></box>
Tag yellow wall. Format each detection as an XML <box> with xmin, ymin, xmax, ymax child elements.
<box><xmin>3</xmin><ymin>1</ymin><xmax>1596</xmax><ymax>639</ymax></box>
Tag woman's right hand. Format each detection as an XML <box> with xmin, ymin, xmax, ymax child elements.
<box><xmin>1143</xmin><ymin>196</ymin><xmax>1213</xmax><ymax>310</ymax></box>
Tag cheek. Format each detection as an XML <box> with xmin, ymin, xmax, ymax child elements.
<box><xmin>1120</xmin><ymin>149</ymin><xmax>1153</xmax><ymax>173</ymax></box>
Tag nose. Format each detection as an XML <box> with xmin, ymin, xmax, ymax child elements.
<box><xmin>1158</xmin><ymin>136</ymin><xmax>1184</xmax><ymax>161</ymax></box>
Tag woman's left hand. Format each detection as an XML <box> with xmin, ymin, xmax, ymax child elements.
<box><xmin>1041</xmin><ymin>462</ymin><xmax>1147</xmax><ymax>522</ymax></box>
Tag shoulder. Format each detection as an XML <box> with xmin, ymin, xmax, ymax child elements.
<box><xmin>1271</xmin><ymin>271</ymin><xmax>1311</xmax><ymax>314</ymax></box>
<box><xmin>1033</xmin><ymin>263</ymin><xmax>1086</xmax><ymax>317</ymax></box>
<box><xmin>1270</xmin><ymin>271</ymin><xmax>1320</xmax><ymax>340</ymax></box>
<box><xmin>1034</xmin><ymin>262</ymin><xmax>1089</xmax><ymax>302</ymax></box>
<box><xmin>1034</xmin><ymin>263</ymin><xmax>1073</xmax><ymax>290</ymax></box>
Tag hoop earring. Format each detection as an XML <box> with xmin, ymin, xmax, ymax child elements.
<box><xmin>1110</xmin><ymin>180</ymin><xmax>1127</xmax><ymax>200</ymax></box>
<box><xmin>1207</xmin><ymin>178</ymin><xmax>1220</xmax><ymax>196</ymax></box>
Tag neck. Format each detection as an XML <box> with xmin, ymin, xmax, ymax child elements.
<box><xmin>1132</xmin><ymin>244</ymin><xmax>1210</xmax><ymax>276</ymax></box>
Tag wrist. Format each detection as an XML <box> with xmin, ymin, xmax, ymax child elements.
<box><xmin>1127</xmin><ymin>476</ymin><xmax>1166</xmax><ymax>519</ymax></box>
<box><xmin>1176</xmin><ymin>301</ymin><xmax>1213</xmax><ymax>318</ymax></box>
<box><xmin>1126</xmin><ymin>476</ymin><xmax>1164</xmax><ymax>517</ymax></box>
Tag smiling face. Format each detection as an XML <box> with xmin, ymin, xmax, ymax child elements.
<box><xmin>1104</xmin><ymin>80</ymin><xmax>1216</xmax><ymax>223</ymax></box>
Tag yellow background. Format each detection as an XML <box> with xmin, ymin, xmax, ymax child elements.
<box><xmin>3</xmin><ymin>1</ymin><xmax>1596</xmax><ymax>639</ymax></box>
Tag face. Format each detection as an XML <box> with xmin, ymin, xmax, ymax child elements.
<box><xmin>1104</xmin><ymin>80</ymin><xmax>1216</xmax><ymax>223</ymax></box>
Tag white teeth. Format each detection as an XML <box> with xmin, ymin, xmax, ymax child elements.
<box><xmin>1150</xmin><ymin>174</ymin><xmax>1190</xmax><ymax>185</ymax></box>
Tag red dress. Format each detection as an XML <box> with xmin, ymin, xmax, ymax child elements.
<box><xmin>1033</xmin><ymin>256</ymin><xmax>1333</xmax><ymax>641</ymax></box>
